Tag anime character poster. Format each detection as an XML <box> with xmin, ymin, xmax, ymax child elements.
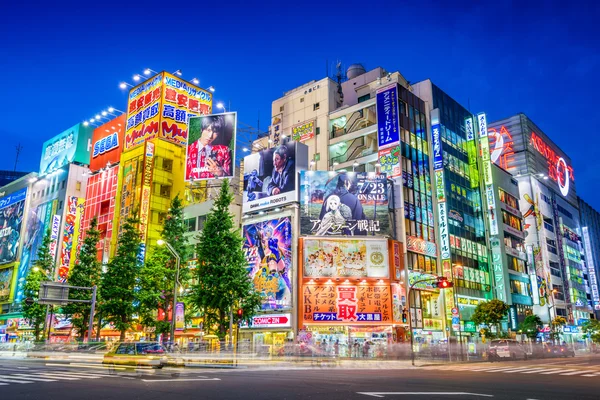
<box><xmin>0</xmin><ymin>188</ymin><xmax>27</xmax><ymax>264</ymax></box>
<box><xmin>300</xmin><ymin>171</ymin><xmax>390</xmax><ymax>236</ymax></box>
<box><xmin>242</xmin><ymin>217</ymin><xmax>292</xmax><ymax>310</ymax></box>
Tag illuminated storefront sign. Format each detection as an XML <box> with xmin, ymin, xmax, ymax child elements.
<box><xmin>431</xmin><ymin>123</ymin><xmax>443</xmax><ymax>170</ymax></box>
<box><xmin>529</xmin><ymin>132</ymin><xmax>574</xmax><ymax>197</ymax></box>
<box><xmin>378</xmin><ymin>145</ymin><xmax>402</xmax><ymax>179</ymax></box>
<box><xmin>438</xmin><ymin>202</ymin><xmax>451</xmax><ymax>259</ymax></box>
<box><xmin>490</xmin><ymin>237</ymin><xmax>505</xmax><ymax>301</ymax></box>
<box><xmin>406</xmin><ymin>236</ymin><xmax>437</xmax><ymax>258</ymax></box>
<box><xmin>139</xmin><ymin>141</ymin><xmax>155</xmax><ymax>251</ymax></box>
<box><xmin>478</xmin><ymin>112</ymin><xmax>498</xmax><ymax>236</ymax></box>
<box><xmin>376</xmin><ymin>84</ymin><xmax>400</xmax><ymax>149</ymax></box>
<box><xmin>240</xmin><ymin>313</ymin><xmax>292</xmax><ymax>329</ymax></box>
<box><xmin>488</xmin><ymin>125</ymin><xmax>515</xmax><ymax>171</ymax></box>
<box><xmin>582</xmin><ymin>227</ymin><xmax>600</xmax><ymax>310</ymax></box>
<box><xmin>291</xmin><ymin>120</ymin><xmax>316</xmax><ymax>142</ymax></box>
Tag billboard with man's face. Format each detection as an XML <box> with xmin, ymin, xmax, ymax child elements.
<box><xmin>299</xmin><ymin>171</ymin><xmax>390</xmax><ymax>236</ymax></box>
<box><xmin>242</xmin><ymin>142</ymin><xmax>308</xmax><ymax>213</ymax></box>
<box><xmin>185</xmin><ymin>112</ymin><xmax>236</xmax><ymax>181</ymax></box>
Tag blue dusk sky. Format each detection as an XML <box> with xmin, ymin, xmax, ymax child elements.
<box><xmin>1</xmin><ymin>1</ymin><xmax>598</xmax><ymax>208</ymax></box>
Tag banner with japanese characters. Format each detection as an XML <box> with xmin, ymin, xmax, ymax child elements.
<box><xmin>301</xmin><ymin>283</ymin><xmax>392</xmax><ymax>324</ymax></box>
<box><xmin>58</xmin><ymin>196</ymin><xmax>84</xmax><ymax>282</ymax></box>
<box><xmin>242</xmin><ymin>217</ymin><xmax>293</xmax><ymax>310</ymax></box>
<box><xmin>291</xmin><ymin>120</ymin><xmax>315</xmax><ymax>142</ymax></box>
<box><xmin>124</xmin><ymin>74</ymin><xmax>162</xmax><ymax>150</ymax></box>
<box><xmin>300</xmin><ymin>171</ymin><xmax>390</xmax><ymax>236</ymax></box>
<box><xmin>377</xmin><ymin>145</ymin><xmax>402</xmax><ymax>179</ymax></box>
<box><xmin>302</xmin><ymin>238</ymin><xmax>389</xmax><ymax>278</ymax></box>
<box><xmin>376</xmin><ymin>84</ymin><xmax>400</xmax><ymax>150</ymax></box>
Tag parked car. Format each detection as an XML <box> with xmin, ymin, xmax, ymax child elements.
<box><xmin>551</xmin><ymin>344</ymin><xmax>575</xmax><ymax>358</ymax></box>
<box><xmin>103</xmin><ymin>342</ymin><xmax>167</xmax><ymax>369</ymax></box>
<box><xmin>488</xmin><ymin>339</ymin><xmax>527</xmax><ymax>361</ymax></box>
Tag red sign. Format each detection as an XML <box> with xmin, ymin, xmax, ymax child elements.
<box><xmin>90</xmin><ymin>114</ymin><xmax>126</xmax><ymax>171</ymax></box>
<box><xmin>529</xmin><ymin>132</ymin><xmax>574</xmax><ymax>184</ymax></box>
<box><xmin>242</xmin><ymin>313</ymin><xmax>292</xmax><ymax>329</ymax></box>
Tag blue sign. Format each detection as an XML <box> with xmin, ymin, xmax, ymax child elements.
<box><xmin>431</xmin><ymin>123</ymin><xmax>443</xmax><ymax>170</ymax></box>
<box><xmin>376</xmin><ymin>84</ymin><xmax>400</xmax><ymax>149</ymax></box>
<box><xmin>92</xmin><ymin>132</ymin><xmax>119</xmax><ymax>158</ymax></box>
<box><xmin>0</xmin><ymin>188</ymin><xmax>27</xmax><ymax>210</ymax></box>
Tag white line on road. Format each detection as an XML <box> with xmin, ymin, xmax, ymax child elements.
<box><xmin>141</xmin><ymin>378</ymin><xmax>221</xmax><ymax>382</ymax></box>
<box><xmin>521</xmin><ymin>368</ymin><xmax>561</xmax><ymax>374</ymax></box>
<box><xmin>0</xmin><ymin>376</ymin><xmax>34</xmax><ymax>384</ymax></box>
<box><xmin>560</xmin><ymin>370</ymin><xmax>597</xmax><ymax>376</ymax></box>
<box><xmin>357</xmin><ymin>392</ymin><xmax>494</xmax><ymax>398</ymax></box>
<box><xmin>32</xmin><ymin>373</ymin><xmax>81</xmax><ymax>380</ymax></box>
<box><xmin>45</xmin><ymin>372</ymin><xmax>103</xmax><ymax>379</ymax></box>
<box><xmin>582</xmin><ymin>373</ymin><xmax>600</xmax><ymax>377</ymax></box>
<box><xmin>501</xmin><ymin>368</ymin><xmax>535</xmax><ymax>373</ymax></box>
<box><xmin>10</xmin><ymin>374</ymin><xmax>57</xmax><ymax>382</ymax></box>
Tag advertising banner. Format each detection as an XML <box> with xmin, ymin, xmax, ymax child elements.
<box><xmin>376</xmin><ymin>84</ymin><xmax>400</xmax><ymax>150</ymax></box>
<box><xmin>90</xmin><ymin>114</ymin><xmax>126</xmax><ymax>171</ymax></box>
<box><xmin>49</xmin><ymin>215</ymin><xmax>61</xmax><ymax>259</ymax></box>
<box><xmin>378</xmin><ymin>145</ymin><xmax>402</xmax><ymax>179</ymax></box>
<box><xmin>270</xmin><ymin>114</ymin><xmax>283</xmax><ymax>147</ymax></box>
<box><xmin>0</xmin><ymin>188</ymin><xmax>27</xmax><ymax>265</ymax></box>
<box><xmin>58</xmin><ymin>196</ymin><xmax>84</xmax><ymax>281</ymax></box>
<box><xmin>15</xmin><ymin>200</ymin><xmax>56</xmax><ymax>303</ymax></box>
<box><xmin>437</xmin><ymin>202</ymin><xmax>451</xmax><ymax>259</ymax></box>
<box><xmin>124</xmin><ymin>74</ymin><xmax>162</xmax><ymax>150</ymax></box>
<box><xmin>40</xmin><ymin>123</ymin><xmax>92</xmax><ymax>175</ymax></box>
<box><xmin>139</xmin><ymin>141</ymin><xmax>155</xmax><ymax>247</ymax></box>
<box><xmin>0</xmin><ymin>267</ymin><xmax>14</xmax><ymax>302</ymax></box>
<box><xmin>242</xmin><ymin>142</ymin><xmax>308</xmax><ymax>213</ymax></box>
<box><xmin>391</xmin><ymin>240</ymin><xmax>404</xmax><ymax>281</ymax></box>
<box><xmin>299</xmin><ymin>171</ymin><xmax>389</xmax><ymax>236</ymax></box>
<box><xmin>302</xmin><ymin>238</ymin><xmax>389</xmax><ymax>278</ymax></box>
<box><xmin>301</xmin><ymin>283</ymin><xmax>392</xmax><ymax>324</ymax></box>
<box><xmin>291</xmin><ymin>120</ymin><xmax>315</xmax><ymax>142</ymax></box>
<box><xmin>240</xmin><ymin>313</ymin><xmax>291</xmax><ymax>329</ymax></box>
<box><xmin>117</xmin><ymin>158</ymin><xmax>140</xmax><ymax>236</ymax></box>
<box><xmin>242</xmin><ymin>217</ymin><xmax>293</xmax><ymax>310</ymax></box>
<box><xmin>406</xmin><ymin>236</ymin><xmax>437</xmax><ymax>258</ymax></box>
<box><xmin>175</xmin><ymin>302</ymin><xmax>185</xmax><ymax>331</ymax></box>
<box><xmin>431</xmin><ymin>123</ymin><xmax>443</xmax><ymax>170</ymax></box>
<box><xmin>185</xmin><ymin>112</ymin><xmax>236</xmax><ymax>181</ymax></box>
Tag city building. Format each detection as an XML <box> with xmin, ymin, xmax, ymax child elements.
<box><xmin>412</xmin><ymin>80</ymin><xmax>490</xmax><ymax>340</ymax></box>
<box><xmin>488</xmin><ymin>114</ymin><xmax>594</xmax><ymax>333</ymax></box>
<box><xmin>0</xmin><ymin>170</ymin><xmax>28</xmax><ymax>188</ymax></box>
<box><xmin>81</xmin><ymin>114</ymin><xmax>126</xmax><ymax>264</ymax></box>
<box><xmin>578</xmin><ymin>197</ymin><xmax>600</xmax><ymax>318</ymax></box>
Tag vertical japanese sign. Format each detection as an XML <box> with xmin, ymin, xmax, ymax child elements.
<box><xmin>490</xmin><ymin>237</ymin><xmax>506</xmax><ymax>301</ymax></box>
<box><xmin>124</xmin><ymin>74</ymin><xmax>162</xmax><ymax>150</ymax></box>
<box><xmin>161</xmin><ymin>72</ymin><xmax>212</xmax><ymax>146</ymax></box>
<box><xmin>582</xmin><ymin>227</ymin><xmax>600</xmax><ymax>310</ymax></box>
<box><xmin>431</xmin><ymin>123</ymin><xmax>443</xmax><ymax>170</ymax></box>
<box><xmin>175</xmin><ymin>302</ymin><xmax>185</xmax><ymax>331</ymax></box>
<box><xmin>477</xmin><ymin>112</ymin><xmax>498</xmax><ymax>235</ymax></box>
<box><xmin>139</xmin><ymin>141</ymin><xmax>155</xmax><ymax>254</ymax></box>
<box><xmin>118</xmin><ymin>158</ymin><xmax>139</xmax><ymax>236</ymax></box>
<box><xmin>291</xmin><ymin>120</ymin><xmax>316</xmax><ymax>142</ymax></box>
<box><xmin>301</xmin><ymin>283</ymin><xmax>392</xmax><ymax>324</ymax></box>
<box><xmin>58</xmin><ymin>196</ymin><xmax>84</xmax><ymax>282</ymax></box>
<box><xmin>376</xmin><ymin>84</ymin><xmax>400</xmax><ymax>150</ymax></box>
<box><xmin>378</xmin><ymin>145</ymin><xmax>402</xmax><ymax>179</ymax></box>
<box><xmin>270</xmin><ymin>114</ymin><xmax>283</xmax><ymax>147</ymax></box>
<box><xmin>465</xmin><ymin>117</ymin><xmax>480</xmax><ymax>189</ymax></box>
<box><xmin>49</xmin><ymin>215</ymin><xmax>61</xmax><ymax>259</ymax></box>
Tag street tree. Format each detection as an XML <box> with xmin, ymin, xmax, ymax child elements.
<box><xmin>192</xmin><ymin>179</ymin><xmax>261</xmax><ymax>339</ymax></box>
<box><xmin>138</xmin><ymin>195</ymin><xmax>191</xmax><ymax>341</ymax></box>
<box><xmin>550</xmin><ymin>316</ymin><xmax>567</xmax><ymax>343</ymax></box>
<box><xmin>64</xmin><ymin>217</ymin><xmax>102</xmax><ymax>340</ymax></box>
<box><xmin>100</xmin><ymin>215</ymin><xmax>141</xmax><ymax>341</ymax></box>
<box><xmin>472</xmin><ymin>299</ymin><xmax>510</xmax><ymax>337</ymax></box>
<box><xmin>22</xmin><ymin>229</ymin><xmax>53</xmax><ymax>341</ymax></box>
<box><xmin>582</xmin><ymin>319</ymin><xmax>600</xmax><ymax>344</ymax></box>
<box><xmin>519</xmin><ymin>314</ymin><xmax>543</xmax><ymax>340</ymax></box>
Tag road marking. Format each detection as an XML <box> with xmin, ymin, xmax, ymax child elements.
<box><xmin>46</xmin><ymin>372</ymin><xmax>103</xmax><ymax>379</ymax></box>
<box><xmin>484</xmin><ymin>367</ymin><xmax>523</xmax><ymax>372</ymax></box>
<box><xmin>10</xmin><ymin>374</ymin><xmax>57</xmax><ymax>382</ymax></box>
<box><xmin>16</xmin><ymin>367</ymin><xmax>30</xmax><ymax>369</ymax></box>
<box><xmin>561</xmin><ymin>370</ymin><xmax>597</xmax><ymax>376</ymax></box>
<box><xmin>141</xmin><ymin>378</ymin><xmax>221</xmax><ymax>382</ymax></box>
<box><xmin>357</xmin><ymin>392</ymin><xmax>494</xmax><ymax>398</ymax></box>
<box><xmin>521</xmin><ymin>368</ymin><xmax>559</xmax><ymax>374</ymax></box>
<box><xmin>582</xmin><ymin>373</ymin><xmax>600</xmax><ymax>377</ymax></box>
<box><xmin>0</xmin><ymin>376</ymin><xmax>34</xmax><ymax>384</ymax></box>
<box><xmin>565</xmin><ymin>362</ymin><xmax>590</xmax><ymax>366</ymax></box>
<box><xmin>0</xmin><ymin>383</ymin><xmax>7</xmax><ymax>385</ymax></box>
<box><xmin>501</xmin><ymin>368</ymin><xmax>535</xmax><ymax>373</ymax></box>
<box><xmin>539</xmin><ymin>369</ymin><xmax>572</xmax><ymax>375</ymax></box>
<box><xmin>32</xmin><ymin>373</ymin><xmax>81</xmax><ymax>380</ymax></box>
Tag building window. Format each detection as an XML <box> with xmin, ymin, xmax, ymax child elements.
<box><xmin>162</xmin><ymin>158</ymin><xmax>173</xmax><ymax>172</ymax></box>
<box><xmin>280</xmin><ymin>105</ymin><xmax>284</xmax><ymax>112</ymax></box>
<box><xmin>76</xmin><ymin>181</ymin><xmax>82</xmax><ymax>191</ymax></box>
<box><xmin>300</xmin><ymin>97</ymin><xmax>304</xmax><ymax>103</ymax></box>
<box><xmin>58</xmin><ymin>200</ymin><xmax>63</xmax><ymax>210</ymax></box>
<box><xmin>498</xmin><ymin>188</ymin><xmax>518</xmax><ymax>209</ymax></box>
<box><xmin>358</xmin><ymin>94</ymin><xmax>371</xmax><ymax>103</ymax></box>
<box><xmin>313</xmin><ymin>103</ymin><xmax>320</xmax><ymax>111</ymax></box>
<box><xmin>184</xmin><ymin>217</ymin><xmax>197</xmax><ymax>232</ymax></box>
<box><xmin>510</xmin><ymin>279</ymin><xmax>529</xmax><ymax>296</ymax></box>
<box><xmin>316</xmin><ymin>127</ymin><xmax>321</xmax><ymax>136</ymax></box>
<box><xmin>157</xmin><ymin>212</ymin><xmax>167</xmax><ymax>224</ymax></box>
<box><xmin>62</xmin><ymin>180</ymin><xmax>66</xmax><ymax>189</ymax></box>
<box><xmin>553</xmin><ymin>284</ymin><xmax>565</xmax><ymax>301</ymax></box>
<box><xmin>508</xmin><ymin>255</ymin><xmax>526</xmax><ymax>273</ymax></box>
<box><xmin>159</xmin><ymin>185</ymin><xmax>171</xmax><ymax>198</ymax></box>
<box><xmin>198</xmin><ymin>215</ymin><xmax>206</xmax><ymax>231</ymax></box>
<box><xmin>100</xmin><ymin>200</ymin><xmax>110</xmax><ymax>215</ymax></box>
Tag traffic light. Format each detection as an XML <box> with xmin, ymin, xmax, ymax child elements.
<box><xmin>436</xmin><ymin>278</ymin><xmax>453</xmax><ymax>289</ymax></box>
<box><xmin>401</xmin><ymin>309</ymin><xmax>407</xmax><ymax>323</ymax></box>
<box><xmin>237</xmin><ymin>308</ymin><xmax>243</xmax><ymax>318</ymax></box>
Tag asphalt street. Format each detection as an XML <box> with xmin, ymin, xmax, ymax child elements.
<box><xmin>0</xmin><ymin>357</ymin><xmax>599</xmax><ymax>399</ymax></box>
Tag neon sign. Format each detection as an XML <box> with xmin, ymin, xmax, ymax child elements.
<box><xmin>488</xmin><ymin>126</ymin><xmax>515</xmax><ymax>171</ymax></box>
<box><xmin>530</xmin><ymin>132</ymin><xmax>574</xmax><ymax>196</ymax></box>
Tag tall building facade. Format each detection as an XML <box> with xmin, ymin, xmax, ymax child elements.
<box><xmin>488</xmin><ymin>114</ymin><xmax>594</xmax><ymax>330</ymax></box>
<box><xmin>578</xmin><ymin>198</ymin><xmax>600</xmax><ymax>318</ymax></box>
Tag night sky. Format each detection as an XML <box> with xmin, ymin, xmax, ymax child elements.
<box><xmin>1</xmin><ymin>1</ymin><xmax>599</xmax><ymax>209</ymax></box>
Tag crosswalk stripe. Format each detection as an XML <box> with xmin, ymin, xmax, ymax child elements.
<box><xmin>33</xmin><ymin>373</ymin><xmax>81</xmax><ymax>380</ymax></box>
<box><xmin>540</xmin><ymin>369</ymin><xmax>571</xmax><ymax>375</ymax></box>
<box><xmin>502</xmin><ymin>368</ymin><xmax>534</xmax><ymax>373</ymax></box>
<box><xmin>10</xmin><ymin>374</ymin><xmax>57</xmax><ymax>382</ymax></box>
<box><xmin>484</xmin><ymin>367</ymin><xmax>523</xmax><ymax>372</ymax></box>
<box><xmin>46</xmin><ymin>372</ymin><xmax>103</xmax><ymax>379</ymax></box>
<box><xmin>0</xmin><ymin>383</ymin><xmax>7</xmax><ymax>385</ymax></box>
<box><xmin>561</xmin><ymin>370</ymin><xmax>597</xmax><ymax>376</ymax></box>
<box><xmin>0</xmin><ymin>377</ymin><xmax>34</xmax><ymax>384</ymax></box>
<box><xmin>582</xmin><ymin>373</ymin><xmax>600</xmax><ymax>377</ymax></box>
<box><xmin>523</xmin><ymin>368</ymin><xmax>561</xmax><ymax>374</ymax></box>
<box><xmin>53</xmin><ymin>371</ymin><xmax>111</xmax><ymax>378</ymax></box>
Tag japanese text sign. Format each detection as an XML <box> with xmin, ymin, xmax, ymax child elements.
<box><xmin>291</xmin><ymin>120</ymin><xmax>316</xmax><ymax>142</ymax></box>
<box><xmin>376</xmin><ymin>84</ymin><xmax>400</xmax><ymax>149</ymax></box>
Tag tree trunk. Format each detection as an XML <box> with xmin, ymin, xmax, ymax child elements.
<box><xmin>95</xmin><ymin>312</ymin><xmax>102</xmax><ymax>342</ymax></box>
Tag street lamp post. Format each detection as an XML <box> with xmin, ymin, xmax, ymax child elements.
<box><xmin>157</xmin><ymin>240</ymin><xmax>181</xmax><ymax>346</ymax></box>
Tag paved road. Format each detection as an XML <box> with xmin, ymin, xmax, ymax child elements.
<box><xmin>0</xmin><ymin>357</ymin><xmax>598</xmax><ymax>399</ymax></box>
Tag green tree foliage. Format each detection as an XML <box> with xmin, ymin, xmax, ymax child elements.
<box><xmin>100</xmin><ymin>216</ymin><xmax>141</xmax><ymax>341</ymax></box>
<box><xmin>138</xmin><ymin>195</ymin><xmax>190</xmax><ymax>340</ymax></box>
<box><xmin>472</xmin><ymin>300</ymin><xmax>510</xmax><ymax>337</ymax></box>
<box><xmin>551</xmin><ymin>316</ymin><xmax>567</xmax><ymax>343</ymax></box>
<box><xmin>63</xmin><ymin>217</ymin><xmax>102</xmax><ymax>340</ymax></box>
<box><xmin>192</xmin><ymin>179</ymin><xmax>261</xmax><ymax>339</ymax></box>
<box><xmin>582</xmin><ymin>319</ymin><xmax>600</xmax><ymax>344</ymax></box>
<box><xmin>22</xmin><ymin>230</ymin><xmax>53</xmax><ymax>341</ymax></box>
<box><xmin>519</xmin><ymin>314</ymin><xmax>543</xmax><ymax>339</ymax></box>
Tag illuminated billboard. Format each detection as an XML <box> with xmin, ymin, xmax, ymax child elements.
<box><xmin>242</xmin><ymin>142</ymin><xmax>308</xmax><ymax>213</ymax></box>
<box><xmin>242</xmin><ymin>217</ymin><xmax>293</xmax><ymax>310</ymax></box>
<box><xmin>376</xmin><ymin>84</ymin><xmax>400</xmax><ymax>149</ymax></box>
<box><xmin>90</xmin><ymin>114</ymin><xmax>126</xmax><ymax>171</ymax></box>
<box><xmin>302</xmin><ymin>238</ymin><xmax>389</xmax><ymax>278</ymax></box>
<box><xmin>0</xmin><ymin>188</ymin><xmax>27</xmax><ymax>265</ymax></box>
<box><xmin>124</xmin><ymin>72</ymin><xmax>213</xmax><ymax>151</ymax></box>
<box><xmin>291</xmin><ymin>120</ymin><xmax>315</xmax><ymax>142</ymax></box>
<box><xmin>185</xmin><ymin>112</ymin><xmax>236</xmax><ymax>181</ymax></box>
<box><xmin>301</xmin><ymin>282</ymin><xmax>392</xmax><ymax>324</ymax></box>
<box><xmin>40</xmin><ymin>123</ymin><xmax>93</xmax><ymax>175</ymax></box>
<box><xmin>0</xmin><ymin>267</ymin><xmax>13</xmax><ymax>302</ymax></box>
<box><xmin>299</xmin><ymin>171</ymin><xmax>390</xmax><ymax>236</ymax></box>
<box><xmin>58</xmin><ymin>196</ymin><xmax>85</xmax><ymax>282</ymax></box>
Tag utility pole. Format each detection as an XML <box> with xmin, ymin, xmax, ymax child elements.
<box><xmin>14</xmin><ymin>144</ymin><xmax>23</xmax><ymax>172</ymax></box>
